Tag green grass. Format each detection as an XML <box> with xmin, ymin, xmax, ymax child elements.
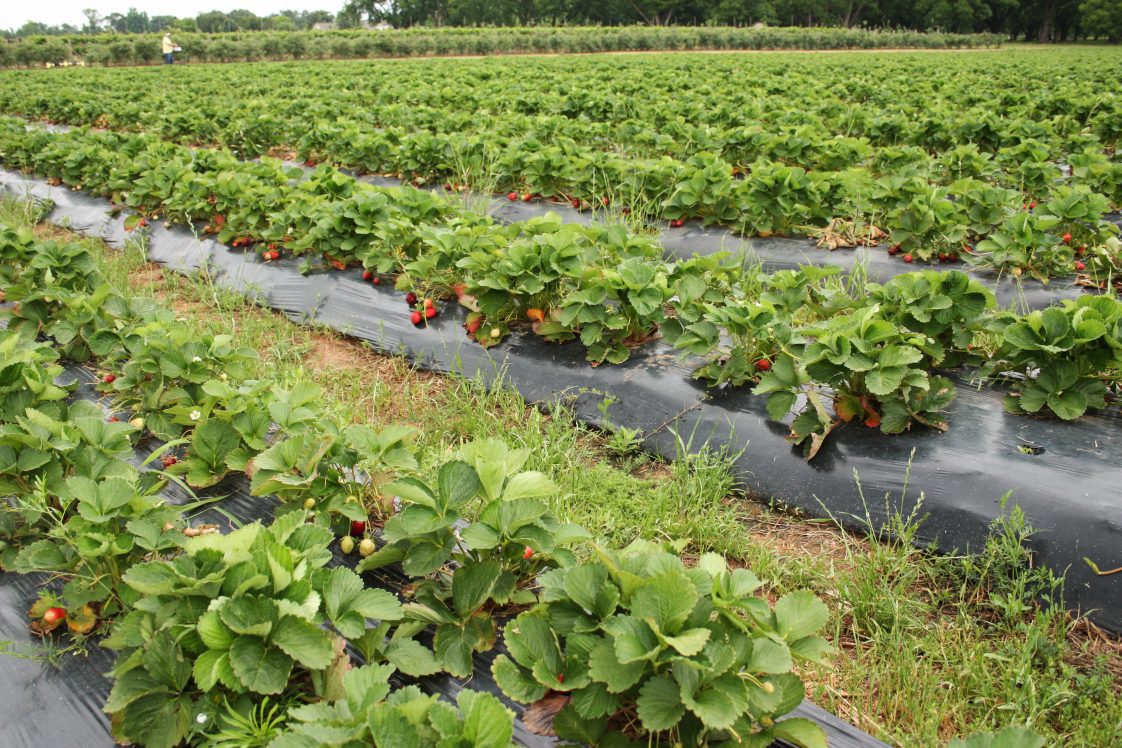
<box><xmin>6</xmin><ymin>197</ymin><xmax>1121</xmax><ymax>746</ymax></box>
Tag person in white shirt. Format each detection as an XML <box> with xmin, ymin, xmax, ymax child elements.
<box><xmin>162</xmin><ymin>33</ymin><xmax>175</xmax><ymax>65</ymax></box>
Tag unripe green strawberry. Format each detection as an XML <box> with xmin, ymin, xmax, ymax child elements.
<box><xmin>340</xmin><ymin>536</ymin><xmax>355</xmax><ymax>554</ymax></box>
<box><xmin>359</xmin><ymin>538</ymin><xmax>376</xmax><ymax>557</ymax></box>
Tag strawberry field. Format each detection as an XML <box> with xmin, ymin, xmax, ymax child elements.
<box><xmin>0</xmin><ymin>43</ymin><xmax>1120</xmax><ymax>748</ymax></box>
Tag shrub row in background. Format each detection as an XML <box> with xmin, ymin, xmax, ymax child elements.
<box><xmin>0</xmin><ymin>25</ymin><xmax>1002</xmax><ymax>68</ymax></box>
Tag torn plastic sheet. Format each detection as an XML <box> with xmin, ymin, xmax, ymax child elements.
<box><xmin>2</xmin><ymin>170</ymin><xmax>1119</xmax><ymax>638</ymax></box>
<box><xmin>0</xmin><ymin>362</ymin><xmax>887</xmax><ymax>748</ymax></box>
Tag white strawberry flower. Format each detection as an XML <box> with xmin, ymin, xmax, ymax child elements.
<box><xmin>192</xmin><ymin>355</ymin><xmax>202</xmax><ymax>363</ymax></box>
<box><xmin>190</xmin><ymin>409</ymin><xmax>201</xmax><ymax>421</ymax></box>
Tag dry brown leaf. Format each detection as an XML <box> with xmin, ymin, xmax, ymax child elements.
<box><xmin>521</xmin><ymin>693</ymin><xmax>569</xmax><ymax>736</ymax></box>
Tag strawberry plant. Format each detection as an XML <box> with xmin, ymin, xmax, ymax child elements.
<box><xmin>107</xmin><ymin>329</ymin><xmax>258</xmax><ymax>440</ymax></box>
<box><xmin>870</xmin><ymin>270</ymin><xmax>995</xmax><ymax>367</ymax></box>
<box><xmin>0</xmin><ymin>235</ymin><xmax>104</xmax><ymax>339</ymax></box>
<box><xmin>492</xmin><ymin>541</ymin><xmax>831</xmax><ymax>747</ymax></box>
<box><xmin>555</xmin><ymin>255</ymin><xmax>672</xmax><ymax>365</ymax></box>
<box><xmin>971</xmin><ymin>211</ymin><xmax>1068</xmax><ymax>282</ymax></box>
<box><xmin>270</xmin><ymin>664</ymin><xmax>514</xmax><ymax>748</ymax></box>
<box><xmin>1066</xmin><ymin>150</ymin><xmax>1122</xmax><ymax>208</ymax></box>
<box><xmin>665</xmin><ymin>295</ymin><xmax>785</xmax><ymax>387</ymax></box>
<box><xmin>10</xmin><ymin>468</ymin><xmax>186</xmax><ymax>622</ymax></box>
<box><xmin>104</xmin><ymin>512</ymin><xmax>404</xmax><ymax>748</ymax></box>
<box><xmin>949</xmin><ymin>178</ymin><xmax>1020</xmax><ymax>238</ymax></box>
<box><xmin>756</xmin><ymin>307</ymin><xmax>958</xmax><ymax>458</ymax></box>
<box><xmin>736</xmin><ymin>161</ymin><xmax>829</xmax><ymax>236</ymax></box>
<box><xmin>1037</xmin><ymin>186</ymin><xmax>1117</xmax><ymax>251</ymax></box>
<box><xmin>455</xmin><ymin>218</ymin><xmax>590</xmax><ymax>345</ymax></box>
<box><xmin>990</xmin><ymin>296</ymin><xmax>1122</xmax><ymax>420</ymax></box>
<box><xmin>885</xmin><ymin>186</ymin><xmax>969</xmax><ymax>263</ymax></box>
<box><xmin>247</xmin><ymin>420</ymin><xmax>416</xmax><ymax>525</ymax></box>
<box><xmin>358</xmin><ymin>439</ymin><xmax>588</xmax><ymax>677</ymax></box>
<box><xmin>662</xmin><ymin>152</ymin><xmax>739</xmax><ymax>224</ymax></box>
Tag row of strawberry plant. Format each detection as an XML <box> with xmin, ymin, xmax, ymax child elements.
<box><xmin>2</xmin><ymin>52</ymin><xmax>1120</xmax><ymax>281</ymax></box>
<box><xmin>0</xmin><ymin>223</ymin><xmax>834</xmax><ymax>746</ymax></box>
<box><xmin>3</xmin><ymin>52</ymin><xmax>1117</xmax><ymax>181</ymax></box>
<box><xmin>1</xmin><ymin>122</ymin><xmax>1119</xmax><ymax>458</ymax></box>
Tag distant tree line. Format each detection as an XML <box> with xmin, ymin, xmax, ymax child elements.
<box><xmin>4</xmin><ymin>8</ymin><xmax>338</xmax><ymax>38</ymax></box>
<box><xmin>3</xmin><ymin>1</ymin><xmax>1118</xmax><ymax>42</ymax></box>
<box><xmin>343</xmin><ymin>0</ymin><xmax>1120</xmax><ymax>41</ymax></box>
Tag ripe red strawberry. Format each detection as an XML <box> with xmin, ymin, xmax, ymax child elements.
<box><xmin>887</xmin><ymin>244</ymin><xmax>901</xmax><ymax>255</ymax></box>
<box><xmin>1062</xmin><ymin>233</ymin><xmax>1073</xmax><ymax>245</ymax></box>
<box><xmin>571</xmin><ymin>199</ymin><xmax>580</xmax><ymax>209</ymax></box>
<box><xmin>410</xmin><ymin>311</ymin><xmax>423</xmax><ymax>325</ymax></box>
<box><xmin>1029</xmin><ymin>201</ymin><xmax>1037</xmax><ymax>209</ymax></box>
<box><xmin>557</xmin><ymin>673</ymin><xmax>565</xmax><ymax>684</ymax></box>
<box><xmin>670</xmin><ymin>219</ymin><xmax>684</xmax><ymax>228</ymax></box>
<box><xmin>1075</xmin><ymin>261</ymin><xmax>1086</xmax><ymax>271</ymax></box>
<box><xmin>938</xmin><ymin>253</ymin><xmax>947</xmax><ymax>262</ymax></box>
<box><xmin>521</xmin><ymin>193</ymin><xmax>532</xmax><ymax>202</ymax></box>
<box><xmin>372</xmin><ymin>277</ymin><xmax>380</xmax><ymax>285</ymax></box>
<box><xmin>43</xmin><ymin>607</ymin><xmax>66</xmax><ymax>624</ymax></box>
<box><xmin>466</xmin><ymin>318</ymin><xmax>482</xmax><ymax>335</ymax></box>
<box><xmin>507</xmin><ymin>192</ymin><xmax>518</xmax><ymax>201</ymax></box>
<box><xmin>350</xmin><ymin>520</ymin><xmax>366</xmax><ymax>536</ymax></box>
<box><xmin>600</xmin><ymin>196</ymin><xmax>610</xmax><ymax>206</ymax></box>
<box><xmin>162</xmin><ymin>455</ymin><xmax>178</xmax><ymax>468</ymax></box>
<box><xmin>107</xmin><ymin>415</ymin><xmax>120</xmax><ymax>423</ymax></box>
<box><xmin>103</xmin><ymin>373</ymin><xmax>116</xmax><ymax>384</ymax></box>
<box><xmin>271</xmin><ymin>251</ymin><xmax>280</xmax><ymax>260</ymax></box>
<box><xmin>405</xmin><ymin>292</ymin><xmax>418</xmax><ymax>306</ymax></box>
<box><xmin>362</xmin><ymin>269</ymin><xmax>373</xmax><ymax>281</ymax></box>
<box><xmin>756</xmin><ymin>358</ymin><xmax>771</xmax><ymax>371</ymax></box>
<box><xmin>423</xmin><ymin>298</ymin><xmax>434</xmax><ymax>309</ymax></box>
<box><xmin>424</xmin><ymin>306</ymin><xmax>437</xmax><ymax>320</ymax></box>
<box><xmin>902</xmin><ymin>254</ymin><xmax>914</xmax><ymax>263</ymax></box>
<box><xmin>522</xmin><ymin>546</ymin><xmax>533</xmax><ymax>560</ymax></box>
<box><xmin>138</xmin><ymin>218</ymin><xmax>148</xmax><ymax>227</ymax></box>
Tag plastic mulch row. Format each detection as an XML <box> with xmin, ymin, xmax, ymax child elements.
<box><xmin>1</xmin><ymin>171</ymin><xmax>1119</xmax><ymax>627</ymax></box>
<box><xmin>0</xmin><ymin>357</ymin><xmax>888</xmax><ymax>748</ymax></box>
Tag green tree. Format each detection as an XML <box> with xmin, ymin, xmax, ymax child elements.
<box><xmin>195</xmin><ymin>11</ymin><xmax>235</xmax><ymax>32</ymax></box>
<box><xmin>1080</xmin><ymin>0</ymin><xmax>1122</xmax><ymax>40</ymax></box>
<box><xmin>82</xmin><ymin>8</ymin><xmax>103</xmax><ymax>34</ymax></box>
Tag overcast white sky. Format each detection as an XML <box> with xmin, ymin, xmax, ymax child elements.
<box><xmin>2</xmin><ymin>1</ymin><xmax>338</xmax><ymax>31</ymax></box>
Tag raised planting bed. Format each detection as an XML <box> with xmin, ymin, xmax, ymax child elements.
<box><xmin>5</xmin><ymin>171</ymin><xmax>1118</xmax><ymax>638</ymax></box>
